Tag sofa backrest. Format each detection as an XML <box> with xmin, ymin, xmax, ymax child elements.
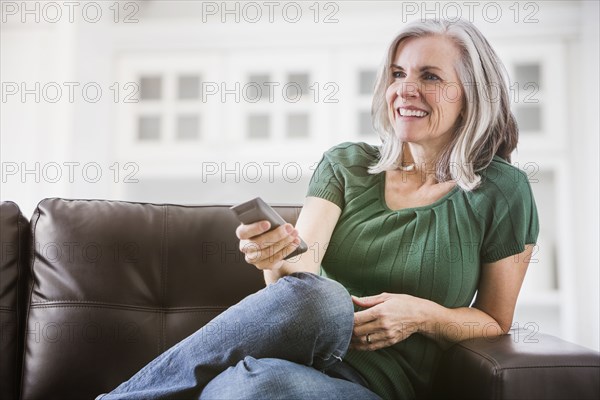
<box><xmin>0</xmin><ymin>202</ymin><xmax>29</xmax><ymax>400</ymax></box>
<box><xmin>19</xmin><ymin>198</ymin><xmax>301</xmax><ymax>400</ymax></box>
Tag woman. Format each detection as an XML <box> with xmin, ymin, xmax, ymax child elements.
<box><xmin>98</xmin><ymin>18</ymin><xmax>538</xmax><ymax>400</ymax></box>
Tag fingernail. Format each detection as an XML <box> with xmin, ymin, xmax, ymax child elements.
<box><xmin>293</xmin><ymin>238</ymin><xmax>301</xmax><ymax>245</ymax></box>
<box><xmin>285</xmin><ymin>224</ymin><xmax>293</xmax><ymax>234</ymax></box>
<box><xmin>261</xmin><ymin>221</ymin><xmax>270</xmax><ymax>230</ymax></box>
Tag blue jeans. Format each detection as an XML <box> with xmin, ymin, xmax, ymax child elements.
<box><xmin>96</xmin><ymin>272</ymin><xmax>381</xmax><ymax>399</ymax></box>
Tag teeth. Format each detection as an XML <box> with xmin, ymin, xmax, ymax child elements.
<box><xmin>399</xmin><ymin>108</ymin><xmax>428</xmax><ymax>117</ymax></box>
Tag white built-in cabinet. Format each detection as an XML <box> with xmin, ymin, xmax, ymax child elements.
<box><xmin>495</xmin><ymin>40</ymin><xmax>574</xmax><ymax>341</ymax></box>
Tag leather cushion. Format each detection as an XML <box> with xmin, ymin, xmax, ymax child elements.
<box><xmin>21</xmin><ymin>198</ymin><xmax>301</xmax><ymax>400</ymax></box>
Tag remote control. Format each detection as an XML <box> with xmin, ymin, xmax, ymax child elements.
<box><xmin>230</xmin><ymin>197</ymin><xmax>308</xmax><ymax>260</ymax></box>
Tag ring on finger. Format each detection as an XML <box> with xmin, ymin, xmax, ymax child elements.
<box><xmin>366</xmin><ymin>333</ymin><xmax>372</xmax><ymax>344</ymax></box>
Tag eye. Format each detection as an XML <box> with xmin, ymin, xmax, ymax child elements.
<box><xmin>423</xmin><ymin>72</ymin><xmax>441</xmax><ymax>81</ymax></box>
<box><xmin>391</xmin><ymin>70</ymin><xmax>405</xmax><ymax>79</ymax></box>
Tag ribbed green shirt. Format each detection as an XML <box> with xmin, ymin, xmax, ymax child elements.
<box><xmin>306</xmin><ymin>142</ymin><xmax>539</xmax><ymax>400</ymax></box>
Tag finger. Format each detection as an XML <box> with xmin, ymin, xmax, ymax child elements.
<box><xmin>236</xmin><ymin>220</ymin><xmax>271</xmax><ymax>240</ymax></box>
<box><xmin>353</xmin><ymin>308</ymin><xmax>378</xmax><ymax>327</ymax></box>
<box><xmin>352</xmin><ymin>320</ymin><xmax>381</xmax><ymax>338</ymax></box>
<box><xmin>238</xmin><ymin>224</ymin><xmax>297</xmax><ymax>253</ymax></box>
<box><xmin>350</xmin><ymin>335</ymin><xmax>395</xmax><ymax>352</ymax></box>
<box><xmin>245</xmin><ymin>235</ymin><xmax>301</xmax><ymax>267</ymax></box>
<box><xmin>351</xmin><ymin>331</ymin><xmax>394</xmax><ymax>348</ymax></box>
<box><xmin>350</xmin><ymin>333</ymin><xmax>378</xmax><ymax>350</ymax></box>
<box><xmin>251</xmin><ymin>238</ymin><xmax>302</xmax><ymax>270</ymax></box>
<box><xmin>350</xmin><ymin>330</ymin><xmax>378</xmax><ymax>344</ymax></box>
<box><xmin>243</xmin><ymin>231</ymin><xmax>298</xmax><ymax>261</ymax></box>
<box><xmin>245</xmin><ymin>224</ymin><xmax>297</xmax><ymax>251</ymax></box>
<box><xmin>351</xmin><ymin>293</ymin><xmax>388</xmax><ymax>308</ymax></box>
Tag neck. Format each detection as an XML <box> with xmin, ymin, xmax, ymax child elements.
<box><xmin>401</xmin><ymin>143</ymin><xmax>442</xmax><ymax>181</ymax></box>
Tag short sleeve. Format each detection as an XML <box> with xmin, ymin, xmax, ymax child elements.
<box><xmin>306</xmin><ymin>152</ymin><xmax>345</xmax><ymax>209</ymax></box>
<box><xmin>480</xmin><ymin>163</ymin><xmax>540</xmax><ymax>263</ymax></box>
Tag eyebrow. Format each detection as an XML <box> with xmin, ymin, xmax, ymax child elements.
<box><xmin>390</xmin><ymin>64</ymin><xmax>444</xmax><ymax>72</ymax></box>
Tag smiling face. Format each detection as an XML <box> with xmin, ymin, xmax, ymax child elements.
<box><xmin>386</xmin><ymin>35</ymin><xmax>464</xmax><ymax>150</ymax></box>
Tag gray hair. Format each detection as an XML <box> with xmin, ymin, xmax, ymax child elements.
<box><xmin>369</xmin><ymin>19</ymin><xmax>518</xmax><ymax>191</ymax></box>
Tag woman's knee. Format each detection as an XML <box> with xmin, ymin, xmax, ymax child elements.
<box><xmin>277</xmin><ymin>272</ymin><xmax>353</xmax><ymax>321</ymax></box>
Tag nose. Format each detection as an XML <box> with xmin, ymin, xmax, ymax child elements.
<box><xmin>396</xmin><ymin>81</ymin><xmax>420</xmax><ymax>100</ymax></box>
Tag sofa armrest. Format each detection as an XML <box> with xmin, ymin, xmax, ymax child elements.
<box><xmin>432</xmin><ymin>329</ymin><xmax>600</xmax><ymax>400</ymax></box>
<box><xmin>0</xmin><ymin>201</ymin><xmax>30</xmax><ymax>400</ymax></box>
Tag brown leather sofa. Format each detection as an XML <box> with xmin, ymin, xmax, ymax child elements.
<box><xmin>1</xmin><ymin>198</ymin><xmax>599</xmax><ymax>400</ymax></box>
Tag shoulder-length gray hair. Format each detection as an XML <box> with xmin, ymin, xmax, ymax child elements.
<box><xmin>369</xmin><ymin>19</ymin><xmax>518</xmax><ymax>191</ymax></box>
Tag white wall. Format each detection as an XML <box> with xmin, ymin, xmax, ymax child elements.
<box><xmin>570</xmin><ymin>0</ymin><xmax>600</xmax><ymax>351</ymax></box>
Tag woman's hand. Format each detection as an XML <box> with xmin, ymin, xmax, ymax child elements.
<box><xmin>236</xmin><ymin>221</ymin><xmax>301</xmax><ymax>271</ymax></box>
<box><xmin>348</xmin><ymin>246</ymin><xmax>535</xmax><ymax>351</ymax></box>
<box><xmin>350</xmin><ymin>293</ymin><xmax>425</xmax><ymax>351</ymax></box>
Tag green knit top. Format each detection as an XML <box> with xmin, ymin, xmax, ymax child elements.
<box><xmin>306</xmin><ymin>142</ymin><xmax>539</xmax><ymax>400</ymax></box>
